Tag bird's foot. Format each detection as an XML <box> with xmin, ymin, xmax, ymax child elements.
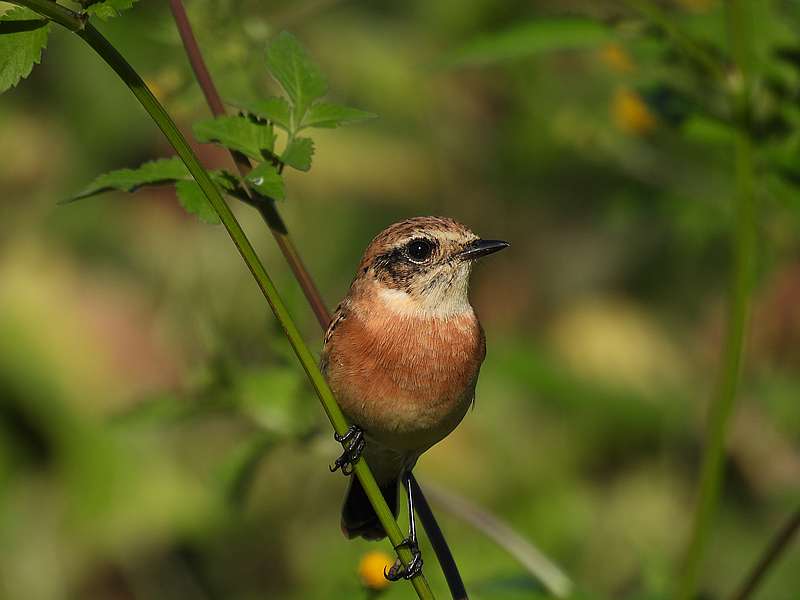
<box><xmin>384</xmin><ymin>538</ymin><xmax>423</xmax><ymax>581</ymax></box>
<box><xmin>329</xmin><ymin>425</ymin><xmax>365</xmax><ymax>476</ymax></box>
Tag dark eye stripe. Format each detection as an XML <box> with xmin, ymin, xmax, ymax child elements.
<box><xmin>369</xmin><ymin>237</ymin><xmax>441</xmax><ymax>290</ymax></box>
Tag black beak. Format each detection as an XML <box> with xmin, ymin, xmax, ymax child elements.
<box><xmin>458</xmin><ymin>239</ymin><xmax>510</xmax><ymax>261</ymax></box>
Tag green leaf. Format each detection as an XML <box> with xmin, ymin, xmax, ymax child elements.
<box><xmin>265</xmin><ymin>31</ymin><xmax>327</xmax><ymax>125</ymax></box>
<box><xmin>281</xmin><ymin>137</ymin><xmax>314</xmax><ymax>172</ymax></box>
<box><xmin>300</xmin><ymin>102</ymin><xmax>376</xmax><ymax>129</ymax></box>
<box><xmin>234</xmin><ymin>97</ymin><xmax>292</xmax><ymax>131</ymax></box>
<box><xmin>193</xmin><ymin>115</ymin><xmax>276</xmax><ymax>161</ymax></box>
<box><xmin>245</xmin><ymin>162</ymin><xmax>285</xmax><ymax>200</ymax></box>
<box><xmin>442</xmin><ymin>18</ymin><xmax>614</xmax><ymax>68</ymax></box>
<box><xmin>85</xmin><ymin>0</ymin><xmax>139</xmax><ymax>20</ymax></box>
<box><xmin>69</xmin><ymin>157</ymin><xmax>190</xmax><ymax>201</ymax></box>
<box><xmin>175</xmin><ymin>180</ymin><xmax>221</xmax><ymax>224</ymax></box>
<box><xmin>0</xmin><ymin>7</ymin><xmax>51</xmax><ymax>94</ymax></box>
<box><xmin>67</xmin><ymin>158</ymin><xmax>240</xmax><ymax>225</ymax></box>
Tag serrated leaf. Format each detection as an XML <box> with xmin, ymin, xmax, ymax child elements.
<box><xmin>281</xmin><ymin>137</ymin><xmax>314</xmax><ymax>172</ymax></box>
<box><xmin>175</xmin><ymin>180</ymin><xmax>220</xmax><ymax>224</ymax></box>
<box><xmin>67</xmin><ymin>159</ymin><xmax>241</xmax><ymax>225</ymax></box>
<box><xmin>300</xmin><ymin>102</ymin><xmax>376</xmax><ymax>129</ymax></box>
<box><xmin>68</xmin><ymin>157</ymin><xmax>190</xmax><ymax>201</ymax></box>
<box><xmin>233</xmin><ymin>97</ymin><xmax>292</xmax><ymax>131</ymax></box>
<box><xmin>85</xmin><ymin>0</ymin><xmax>139</xmax><ymax>20</ymax></box>
<box><xmin>442</xmin><ymin>18</ymin><xmax>613</xmax><ymax>68</ymax></box>
<box><xmin>265</xmin><ymin>31</ymin><xmax>327</xmax><ymax>125</ymax></box>
<box><xmin>245</xmin><ymin>162</ymin><xmax>285</xmax><ymax>200</ymax></box>
<box><xmin>193</xmin><ymin>115</ymin><xmax>276</xmax><ymax>161</ymax></box>
<box><xmin>0</xmin><ymin>8</ymin><xmax>51</xmax><ymax>94</ymax></box>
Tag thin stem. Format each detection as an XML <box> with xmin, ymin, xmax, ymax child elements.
<box><xmin>10</xmin><ymin>0</ymin><xmax>84</xmax><ymax>29</ymax></box>
<box><xmin>409</xmin><ymin>480</ymin><xmax>468</xmax><ymax>598</ymax></box>
<box><xmin>9</xmin><ymin>2</ymin><xmax>433</xmax><ymax>597</ymax></box>
<box><xmin>166</xmin><ymin>3</ymin><xmax>467</xmax><ymax>597</ymax></box>
<box><xmin>410</xmin><ymin>479</ymin><xmax>466</xmax><ymax>600</ymax></box>
<box><xmin>167</xmin><ymin>0</ymin><xmax>225</xmax><ymax>116</ymax></box>
<box><xmin>676</xmin><ymin>1</ymin><xmax>756</xmax><ymax>599</ymax></box>
<box><xmin>729</xmin><ymin>507</ymin><xmax>800</xmax><ymax>600</ymax></box>
<box><xmin>168</xmin><ymin>0</ymin><xmax>331</xmax><ymax>330</ymax></box>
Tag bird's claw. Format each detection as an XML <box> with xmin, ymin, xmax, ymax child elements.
<box><xmin>384</xmin><ymin>539</ymin><xmax>423</xmax><ymax>581</ymax></box>
<box><xmin>329</xmin><ymin>425</ymin><xmax>365</xmax><ymax>476</ymax></box>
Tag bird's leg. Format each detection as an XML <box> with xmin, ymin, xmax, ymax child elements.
<box><xmin>329</xmin><ymin>424</ymin><xmax>365</xmax><ymax>476</ymax></box>
<box><xmin>385</xmin><ymin>471</ymin><xmax>423</xmax><ymax>581</ymax></box>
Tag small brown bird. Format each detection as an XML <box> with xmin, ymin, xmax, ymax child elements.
<box><xmin>321</xmin><ymin>216</ymin><xmax>508</xmax><ymax>579</ymax></box>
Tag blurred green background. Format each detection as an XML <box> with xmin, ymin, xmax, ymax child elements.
<box><xmin>1</xmin><ymin>1</ymin><xmax>799</xmax><ymax>599</ymax></box>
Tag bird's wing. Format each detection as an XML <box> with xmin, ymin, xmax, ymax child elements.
<box><xmin>324</xmin><ymin>302</ymin><xmax>348</xmax><ymax>346</ymax></box>
<box><xmin>320</xmin><ymin>301</ymin><xmax>349</xmax><ymax>374</ymax></box>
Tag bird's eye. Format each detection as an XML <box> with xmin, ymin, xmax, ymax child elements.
<box><xmin>405</xmin><ymin>238</ymin><xmax>434</xmax><ymax>263</ymax></box>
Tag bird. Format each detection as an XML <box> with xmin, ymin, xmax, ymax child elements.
<box><xmin>320</xmin><ymin>216</ymin><xmax>508</xmax><ymax>579</ymax></box>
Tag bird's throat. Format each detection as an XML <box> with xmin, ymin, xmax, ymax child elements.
<box><xmin>375</xmin><ymin>284</ymin><xmax>472</xmax><ymax>319</ymax></box>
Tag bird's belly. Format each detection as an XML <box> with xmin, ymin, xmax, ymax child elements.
<box><xmin>340</xmin><ymin>369</ymin><xmax>475</xmax><ymax>452</ymax></box>
<box><xmin>324</xmin><ymin>311</ymin><xmax>484</xmax><ymax>452</ymax></box>
<box><xmin>376</xmin><ymin>388</ymin><xmax>472</xmax><ymax>451</ymax></box>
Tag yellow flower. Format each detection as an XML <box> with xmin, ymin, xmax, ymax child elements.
<box><xmin>144</xmin><ymin>68</ymin><xmax>182</xmax><ymax>101</ymax></box>
<box><xmin>599</xmin><ymin>43</ymin><xmax>634</xmax><ymax>73</ymax></box>
<box><xmin>612</xmin><ymin>88</ymin><xmax>658</xmax><ymax>135</ymax></box>
<box><xmin>358</xmin><ymin>551</ymin><xmax>395</xmax><ymax>591</ymax></box>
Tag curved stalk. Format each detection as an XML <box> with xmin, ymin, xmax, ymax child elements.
<box><xmin>8</xmin><ymin>0</ymin><xmax>84</xmax><ymax>28</ymax></box>
<box><xmin>7</xmin><ymin>1</ymin><xmax>434</xmax><ymax>597</ymax></box>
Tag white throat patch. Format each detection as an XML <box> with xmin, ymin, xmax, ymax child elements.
<box><xmin>377</xmin><ymin>285</ymin><xmax>472</xmax><ymax>319</ymax></box>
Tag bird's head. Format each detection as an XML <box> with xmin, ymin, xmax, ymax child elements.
<box><xmin>354</xmin><ymin>216</ymin><xmax>509</xmax><ymax>318</ymax></box>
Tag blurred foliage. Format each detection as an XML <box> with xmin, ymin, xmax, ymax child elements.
<box><xmin>1</xmin><ymin>1</ymin><xmax>800</xmax><ymax>600</ymax></box>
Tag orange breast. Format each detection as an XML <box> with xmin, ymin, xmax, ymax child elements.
<box><xmin>323</xmin><ymin>305</ymin><xmax>485</xmax><ymax>451</ymax></box>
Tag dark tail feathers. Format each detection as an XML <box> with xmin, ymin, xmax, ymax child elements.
<box><xmin>341</xmin><ymin>477</ymin><xmax>398</xmax><ymax>541</ymax></box>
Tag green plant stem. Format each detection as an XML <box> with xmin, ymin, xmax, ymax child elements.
<box><xmin>9</xmin><ymin>0</ymin><xmax>84</xmax><ymax>28</ymax></box>
<box><xmin>676</xmin><ymin>2</ymin><xmax>756</xmax><ymax>599</ymax></box>
<box><xmin>9</xmin><ymin>2</ymin><xmax>434</xmax><ymax>597</ymax></box>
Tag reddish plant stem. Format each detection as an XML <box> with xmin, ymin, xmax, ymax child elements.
<box><xmin>168</xmin><ymin>0</ymin><xmax>330</xmax><ymax>329</ymax></box>
<box><xmin>168</xmin><ymin>1</ymin><xmax>225</xmax><ymax>115</ymax></box>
